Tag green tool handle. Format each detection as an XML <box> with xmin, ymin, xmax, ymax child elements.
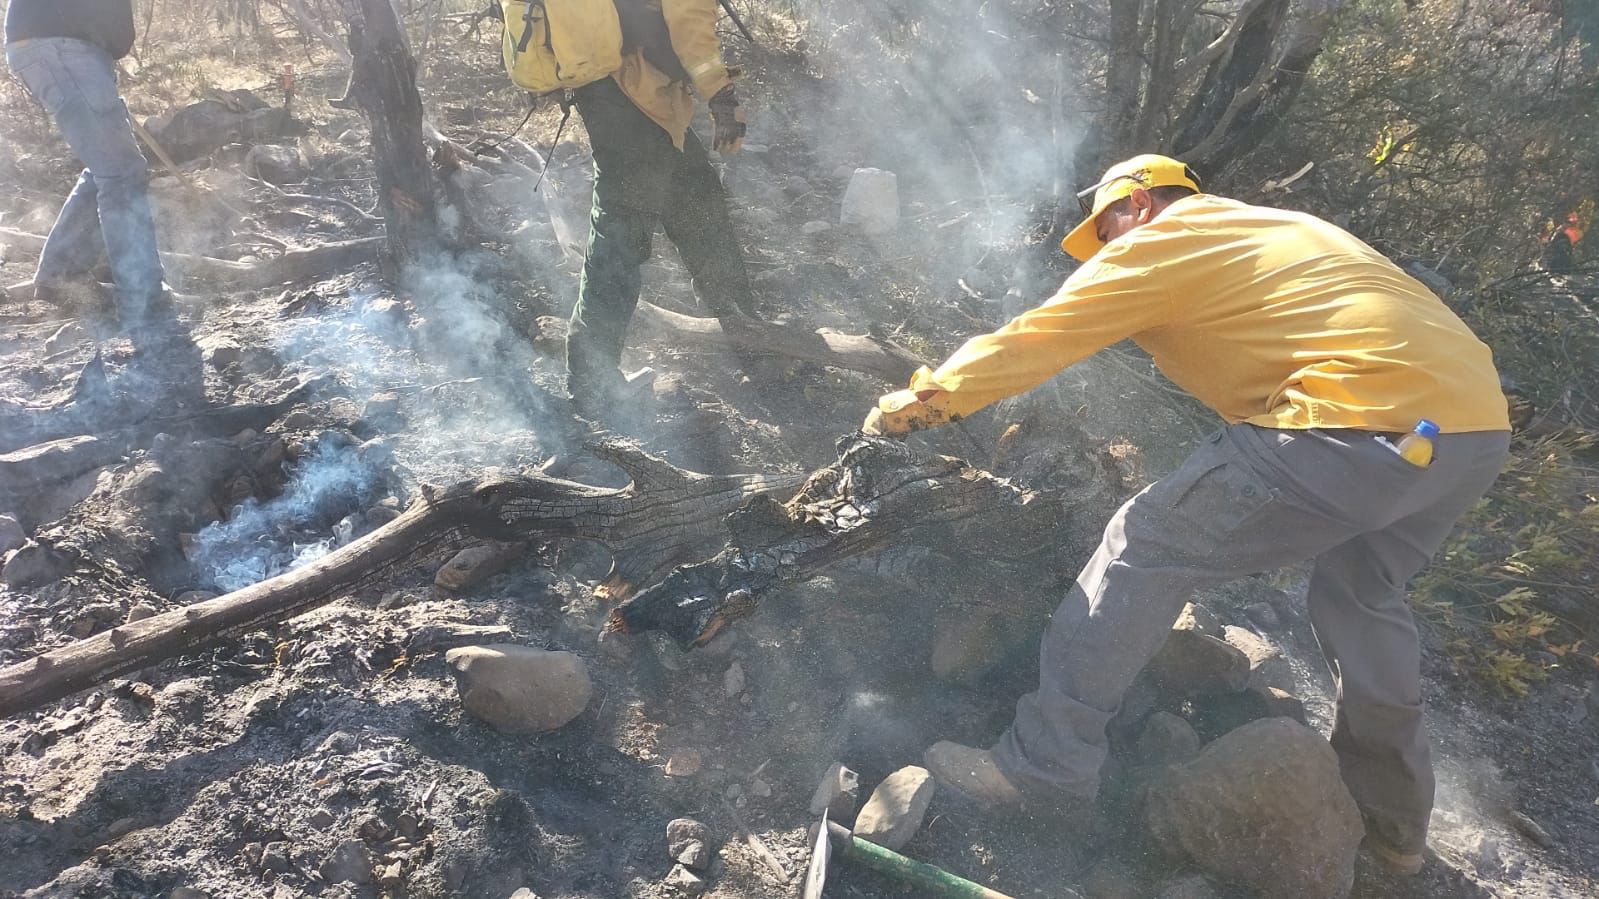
<box><xmin>827</xmin><ymin>822</ymin><xmax>1016</xmax><ymax>899</ymax></box>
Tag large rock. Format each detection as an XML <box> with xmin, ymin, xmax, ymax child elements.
<box><xmin>839</xmin><ymin>168</ymin><xmax>899</xmax><ymax>235</ymax></box>
<box><xmin>2</xmin><ymin>539</ymin><xmax>67</xmax><ymax>590</ymax></box>
<box><xmin>1145</xmin><ymin>718</ymin><xmax>1363</xmax><ymax>899</ymax></box>
<box><xmin>445</xmin><ymin>645</ymin><xmax>592</xmax><ymax>733</ymax></box>
<box><xmin>1132</xmin><ymin>711</ymin><xmax>1201</xmax><ymax>767</ymax></box>
<box><xmin>1145</xmin><ymin>629</ymin><xmax>1250</xmax><ymax>697</ymax></box>
<box><xmin>244</xmin><ymin>144</ymin><xmax>307</xmax><ymax>185</ymax></box>
<box><xmin>320</xmin><ymin>838</ymin><xmax>372</xmax><ymax>884</ymax></box>
<box><xmin>666</xmin><ymin>817</ymin><xmax>713</xmax><ymax>870</ymax></box>
<box><xmin>434</xmin><ymin>541</ymin><xmax>526</xmax><ymax>591</ymax></box>
<box><xmin>854</xmin><ymin>765</ymin><xmax>935</xmax><ymax>850</ymax></box>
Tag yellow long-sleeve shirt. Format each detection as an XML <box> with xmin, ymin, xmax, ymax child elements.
<box><xmin>903</xmin><ymin>195</ymin><xmax>1509</xmax><ymax>434</ymax></box>
<box><xmin>613</xmin><ymin>0</ymin><xmax>732</xmax><ymax>149</ymax></box>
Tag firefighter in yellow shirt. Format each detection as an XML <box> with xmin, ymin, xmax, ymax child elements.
<box><xmin>866</xmin><ymin>154</ymin><xmax>1511</xmax><ymax>876</ymax></box>
<box><xmin>566</xmin><ymin>0</ymin><xmax>753</xmax><ymax>420</ymax></box>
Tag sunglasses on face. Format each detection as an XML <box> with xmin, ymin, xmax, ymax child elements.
<box><xmin>1076</xmin><ymin>173</ymin><xmax>1147</xmax><ymax>217</ymax></box>
<box><xmin>1075</xmin><ymin>165</ymin><xmax>1202</xmax><ymax>217</ymax></box>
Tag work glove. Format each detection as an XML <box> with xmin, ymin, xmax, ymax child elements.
<box><xmin>861</xmin><ymin>388</ymin><xmax>940</xmax><ymax>438</ymax></box>
<box><xmin>708</xmin><ymin>85</ymin><xmax>747</xmax><ymax>156</ymax></box>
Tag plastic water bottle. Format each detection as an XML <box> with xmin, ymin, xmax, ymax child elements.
<box><xmin>1395</xmin><ymin>419</ymin><xmax>1440</xmax><ymax>468</ymax></box>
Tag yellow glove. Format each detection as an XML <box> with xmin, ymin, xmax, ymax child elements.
<box><xmin>861</xmin><ymin>388</ymin><xmax>943</xmax><ymax>437</ymax></box>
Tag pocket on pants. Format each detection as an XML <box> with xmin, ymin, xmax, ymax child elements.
<box><xmin>55</xmin><ymin>43</ymin><xmax>124</xmax><ymax>117</ymax></box>
<box><xmin>1165</xmin><ymin>456</ymin><xmax>1278</xmax><ymax>535</ymax></box>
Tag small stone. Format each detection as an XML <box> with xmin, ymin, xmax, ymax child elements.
<box><xmin>808</xmin><ymin>762</ymin><xmax>860</xmax><ymax>820</ymax></box>
<box><xmin>376</xmin><ymin>861</ymin><xmax>403</xmax><ymax>888</ymax></box>
<box><xmin>723</xmin><ymin>661</ymin><xmax>746</xmax><ymax>698</ymax></box>
<box><xmin>362</xmin><ymin>391</ymin><xmax>403</xmax><ymax>426</ymax></box>
<box><xmin>435</xmin><ymin>541</ymin><xmax>526</xmax><ymax>591</ymax></box>
<box><xmin>663</xmin><ymin>864</ymin><xmax>707</xmax><ymax>895</ymax></box>
<box><xmin>125</xmin><ymin>603</ymin><xmax>158</xmax><ymax>624</ymax></box>
<box><xmin>308</xmin><ymin>808</ymin><xmax>335</xmax><ymax>829</ymax></box>
<box><xmin>197</xmin><ymin>334</ymin><xmax>244</xmax><ymax>370</ymax></box>
<box><xmin>1133</xmin><ymin>711</ymin><xmax>1202</xmax><ymax>767</ymax></box>
<box><xmin>0</xmin><ymin>515</ymin><xmax>24</xmax><ymax>556</ymax></box>
<box><xmin>175</xmin><ymin>590</ymin><xmax>220</xmax><ymax>605</ymax></box>
<box><xmin>169</xmin><ymin>888</ymin><xmax>208</xmax><ymax>899</ymax></box>
<box><xmin>666</xmin><ymin>817</ymin><xmax>712</xmax><ymax>871</ymax></box>
<box><xmin>1510</xmin><ymin>810</ymin><xmax>1555</xmax><ymax>848</ymax></box>
<box><xmin>724</xmin><ymin>783</ymin><xmax>743</xmax><ymax>801</ymax></box>
<box><xmin>260</xmin><ymin>841</ymin><xmax>290</xmax><ymax>873</ymax></box>
<box><xmin>801</xmin><ymin>220</ymin><xmax>832</xmax><ymax>236</ymax></box>
<box><xmin>445</xmin><ymin>645</ymin><xmax>592</xmax><ymax>733</ymax></box>
<box><xmin>839</xmin><ymin>168</ymin><xmax>899</xmax><ymax>235</ymax></box>
<box><xmin>665</xmin><ymin>749</ymin><xmax>702</xmax><ymax>777</ymax></box>
<box><xmin>508</xmin><ymin>890</ymin><xmax>541</xmax><ymax>899</ymax></box>
<box><xmin>750</xmin><ymin>777</ymin><xmax>772</xmax><ymax>799</ymax></box>
<box><xmin>854</xmin><ymin>765</ymin><xmax>935</xmax><ymax>851</ymax></box>
<box><xmin>831</xmin><ymin>164</ymin><xmax>856</xmax><ymax>180</ymax></box>
<box><xmin>320</xmin><ymin>838</ymin><xmax>372</xmax><ymax>884</ymax></box>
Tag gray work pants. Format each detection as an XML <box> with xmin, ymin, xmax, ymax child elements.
<box><xmin>6</xmin><ymin>37</ymin><xmax>168</xmax><ymax>326</ymax></box>
<box><xmin>991</xmin><ymin>424</ymin><xmax>1509</xmax><ymax>853</ymax></box>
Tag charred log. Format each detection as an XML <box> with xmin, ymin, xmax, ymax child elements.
<box><xmin>607</xmin><ymin>434</ymin><xmax>1073</xmax><ymax>647</ymax></box>
<box><xmin>0</xmin><ymin>443</ymin><xmax>799</xmax><ymax>717</ymax></box>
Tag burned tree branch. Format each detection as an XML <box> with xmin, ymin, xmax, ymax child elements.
<box><xmin>0</xmin><ymin>444</ymin><xmax>800</xmax><ymax>718</ymax></box>
<box><xmin>607</xmin><ymin>435</ymin><xmax>1073</xmax><ymax>647</ymax></box>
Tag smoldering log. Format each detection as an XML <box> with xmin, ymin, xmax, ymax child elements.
<box><xmin>0</xmin><ymin>443</ymin><xmax>800</xmax><ymax>718</ymax></box>
<box><xmin>608</xmin><ymin>434</ymin><xmax>1075</xmax><ymax>647</ymax></box>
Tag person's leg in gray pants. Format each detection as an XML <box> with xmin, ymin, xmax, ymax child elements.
<box><xmin>990</xmin><ymin>424</ymin><xmax>1509</xmax><ymax>853</ymax></box>
<box><xmin>6</xmin><ymin>37</ymin><xmax>169</xmax><ymax>334</ymax></box>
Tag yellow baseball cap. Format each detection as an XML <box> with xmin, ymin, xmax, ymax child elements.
<box><xmin>1061</xmin><ymin>154</ymin><xmax>1202</xmax><ymax>261</ymax></box>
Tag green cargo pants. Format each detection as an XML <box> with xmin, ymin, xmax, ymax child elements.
<box><xmin>566</xmin><ymin>77</ymin><xmax>754</xmax><ymax>401</ymax></box>
<box><xmin>991</xmin><ymin>424</ymin><xmax>1509</xmax><ymax>855</ymax></box>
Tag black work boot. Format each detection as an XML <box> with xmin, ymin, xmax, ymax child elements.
<box><xmin>568</xmin><ymin>366</ymin><xmax>656</xmax><ymax>435</ymax></box>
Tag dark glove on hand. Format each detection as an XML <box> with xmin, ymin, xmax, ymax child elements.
<box><xmin>708</xmin><ymin>85</ymin><xmax>747</xmax><ymax>155</ymax></box>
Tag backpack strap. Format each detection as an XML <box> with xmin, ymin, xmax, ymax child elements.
<box><xmin>533</xmin><ymin>90</ymin><xmax>576</xmax><ymax>193</ymax></box>
<box><xmin>515</xmin><ymin>0</ymin><xmax>540</xmax><ymax>54</ymax></box>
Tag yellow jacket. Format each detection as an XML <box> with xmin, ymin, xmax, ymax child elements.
<box><xmin>613</xmin><ymin>0</ymin><xmax>732</xmax><ymax>149</ymax></box>
<box><xmin>896</xmin><ymin>195</ymin><xmax>1510</xmax><ymax>434</ymax></box>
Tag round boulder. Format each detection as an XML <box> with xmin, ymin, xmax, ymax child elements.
<box><xmin>1145</xmin><ymin>718</ymin><xmax>1363</xmax><ymax>899</ymax></box>
<box><xmin>445</xmin><ymin>645</ymin><xmax>592</xmax><ymax>733</ymax></box>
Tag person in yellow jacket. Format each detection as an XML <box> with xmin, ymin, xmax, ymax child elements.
<box><xmin>865</xmin><ymin>154</ymin><xmax>1511</xmax><ymax>876</ymax></box>
<box><xmin>565</xmin><ymin>0</ymin><xmax>754</xmax><ymax>421</ymax></box>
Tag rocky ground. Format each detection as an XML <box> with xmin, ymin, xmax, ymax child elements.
<box><xmin>0</xmin><ymin>14</ymin><xmax>1597</xmax><ymax>899</ymax></box>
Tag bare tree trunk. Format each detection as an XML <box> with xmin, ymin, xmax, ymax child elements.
<box><xmin>343</xmin><ymin>0</ymin><xmax>453</xmax><ymax>271</ymax></box>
